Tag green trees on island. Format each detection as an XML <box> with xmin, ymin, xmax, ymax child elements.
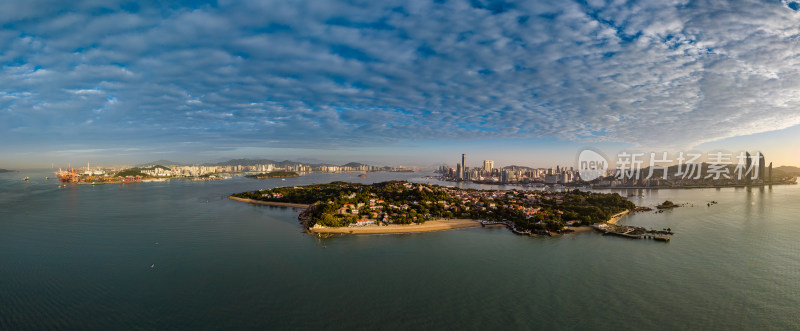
<box><xmin>245</xmin><ymin>171</ymin><xmax>299</xmax><ymax>179</ymax></box>
<box><xmin>114</xmin><ymin>165</ymin><xmax>172</xmax><ymax>177</ymax></box>
<box><xmin>232</xmin><ymin>182</ymin><xmax>634</xmax><ymax>231</ymax></box>
<box><xmin>114</xmin><ymin>169</ymin><xmax>150</xmax><ymax>177</ymax></box>
<box><xmin>657</xmin><ymin>200</ymin><xmax>678</xmax><ymax>209</ymax></box>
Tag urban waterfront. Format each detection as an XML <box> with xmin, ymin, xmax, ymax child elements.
<box><xmin>1</xmin><ymin>170</ymin><xmax>798</xmax><ymax>329</ymax></box>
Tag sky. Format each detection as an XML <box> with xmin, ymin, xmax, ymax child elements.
<box><xmin>2</xmin><ymin>0</ymin><xmax>800</xmax><ymax>169</ymax></box>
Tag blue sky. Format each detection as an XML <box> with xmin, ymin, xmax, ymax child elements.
<box><xmin>2</xmin><ymin>0</ymin><xmax>800</xmax><ymax>168</ymax></box>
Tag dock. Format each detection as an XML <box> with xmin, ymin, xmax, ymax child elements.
<box><xmin>597</xmin><ymin>224</ymin><xmax>672</xmax><ymax>242</ymax></box>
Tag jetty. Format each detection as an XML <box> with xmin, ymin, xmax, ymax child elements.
<box><xmin>592</xmin><ymin>223</ymin><xmax>672</xmax><ymax>242</ymax></box>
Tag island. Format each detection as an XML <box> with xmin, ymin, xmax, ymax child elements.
<box><xmin>245</xmin><ymin>171</ymin><xmax>300</xmax><ymax>179</ymax></box>
<box><xmin>0</xmin><ymin>169</ymin><xmax>14</xmax><ymax>173</ymax></box>
<box><xmin>229</xmin><ymin>181</ymin><xmax>636</xmax><ymax>236</ymax></box>
<box><xmin>656</xmin><ymin>200</ymin><xmax>679</xmax><ymax>209</ymax></box>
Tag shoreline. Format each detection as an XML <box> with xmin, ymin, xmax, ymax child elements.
<box><xmin>565</xmin><ymin>226</ymin><xmax>595</xmax><ymax>233</ymax></box>
<box><xmin>606</xmin><ymin>210</ymin><xmax>630</xmax><ymax>225</ymax></box>
<box><xmin>309</xmin><ymin>219</ymin><xmax>482</xmax><ymax>234</ymax></box>
<box><xmin>227</xmin><ymin>196</ymin><xmax>311</xmax><ymax>209</ymax></box>
<box><xmin>227</xmin><ymin>196</ymin><xmax>632</xmax><ymax>236</ymax></box>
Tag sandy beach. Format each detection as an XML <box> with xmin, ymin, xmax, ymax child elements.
<box><xmin>229</xmin><ymin>195</ymin><xmax>628</xmax><ymax>235</ymax></box>
<box><xmin>227</xmin><ymin>196</ymin><xmax>310</xmax><ymax>209</ymax></box>
<box><xmin>309</xmin><ymin>219</ymin><xmax>482</xmax><ymax>234</ymax></box>
<box><xmin>606</xmin><ymin>210</ymin><xmax>630</xmax><ymax>225</ymax></box>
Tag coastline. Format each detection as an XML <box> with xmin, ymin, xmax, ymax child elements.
<box><xmin>606</xmin><ymin>210</ymin><xmax>630</xmax><ymax>225</ymax></box>
<box><xmin>227</xmin><ymin>196</ymin><xmax>311</xmax><ymax>209</ymax></box>
<box><xmin>565</xmin><ymin>226</ymin><xmax>595</xmax><ymax>233</ymax></box>
<box><xmin>309</xmin><ymin>219</ymin><xmax>482</xmax><ymax>234</ymax></box>
<box><xmin>227</xmin><ymin>195</ymin><xmax>632</xmax><ymax>236</ymax></box>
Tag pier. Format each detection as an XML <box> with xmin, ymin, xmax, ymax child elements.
<box><xmin>597</xmin><ymin>224</ymin><xmax>672</xmax><ymax>242</ymax></box>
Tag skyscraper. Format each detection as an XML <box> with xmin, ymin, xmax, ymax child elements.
<box><xmin>758</xmin><ymin>152</ymin><xmax>766</xmax><ymax>183</ymax></box>
<box><xmin>461</xmin><ymin>154</ymin><xmax>466</xmax><ymax>180</ymax></box>
<box><xmin>768</xmin><ymin>162</ymin><xmax>773</xmax><ymax>184</ymax></box>
<box><xmin>483</xmin><ymin>160</ymin><xmax>494</xmax><ymax>173</ymax></box>
<box><xmin>746</xmin><ymin>152</ymin><xmax>752</xmax><ymax>185</ymax></box>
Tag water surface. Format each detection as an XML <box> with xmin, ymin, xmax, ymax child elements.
<box><xmin>1</xmin><ymin>170</ymin><xmax>798</xmax><ymax>329</ymax></box>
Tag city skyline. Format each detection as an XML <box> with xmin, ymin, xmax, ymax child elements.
<box><xmin>2</xmin><ymin>0</ymin><xmax>800</xmax><ymax>168</ymax></box>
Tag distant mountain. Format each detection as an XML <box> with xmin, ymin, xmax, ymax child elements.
<box><xmin>293</xmin><ymin>158</ymin><xmax>333</xmax><ymax>164</ymax></box>
<box><xmin>502</xmin><ymin>165</ymin><xmax>535</xmax><ymax>170</ymax></box>
<box><xmin>773</xmin><ymin>166</ymin><xmax>800</xmax><ymax>178</ymax></box>
<box><xmin>204</xmin><ymin>158</ymin><xmax>280</xmax><ymax>167</ymax></box>
<box><xmin>138</xmin><ymin>160</ymin><xmax>185</xmax><ymax>167</ymax></box>
<box><xmin>774</xmin><ymin>165</ymin><xmax>800</xmax><ymax>172</ymax></box>
<box><xmin>340</xmin><ymin>162</ymin><xmax>371</xmax><ymax>168</ymax></box>
<box><xmin>203</xmin><ymin>158</ymin><xmax>372</xmax><ymax>168</ymax></box>
<box><xmin>0</xmin><ymin>169</ymin><xmax>14</xmax><ymax>173</ymax></box>
<box><xmin>600</xmin><ymin>163</ymin><xmax>800</xmax><ymax>181</ymax></box>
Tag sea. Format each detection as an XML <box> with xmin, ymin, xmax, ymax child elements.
<box><xmin>1</xmin><ymin>169</ymin><xmax>798</xmax><ymax>330</ymax></box>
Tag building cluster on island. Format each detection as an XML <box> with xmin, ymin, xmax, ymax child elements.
<box><xmin>134</xmin><ymin>160</ymin><xmax>393</xmax><ymax>177</ymax></box>
<box><xmin>598</xmin><ymin>151</ymin><xmax>797</xmax><ymax>188</ymax></box>
<box><xmin>53</xmin><ymin>159</ymin><xmax>412</xmax><ymax>184</ymax></box>
<box><xmin>439</xmin><ymin>152</ymin><xmax>798</xmax><ymax>188</ymax></box>
<box><xmin>231</xmin><ymin>181</ymin><xmax>634</xmax><ymax>235</ymax></box>
<box><xmin>439</xmin><ymin>154</ymin><xmax>580</xmax><ymax>185</ymax></box>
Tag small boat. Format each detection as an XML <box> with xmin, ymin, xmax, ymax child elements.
<box><xmin>45</xmin><ymin>176</ymin><xmax>49</xmax><ymax>180</ymax></box>
<box><xmin>281</xmin><ymin>178</ymin><xmax>285</xmax><ymax>181</ymax></box>
<box><xmin>23</xmin><ymin>177</ymin><xmax>29</xmax><ymax>181</ymax></box>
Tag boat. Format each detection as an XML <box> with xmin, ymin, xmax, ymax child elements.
<box><xmin>22</xmin><ymin>177</ymin><xmax>29</xmax><ymax>181</ymax></box>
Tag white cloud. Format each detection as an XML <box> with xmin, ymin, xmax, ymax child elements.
<box><xmin>1</xmin><ymin>0</ymin><xmax>799</xmax><ymax>152</ymax></box>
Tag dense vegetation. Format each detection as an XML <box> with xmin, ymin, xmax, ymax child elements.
<box><xmin>114</xmin><ymin>168</ymin><xmax>150</xmax><ymax>177</ymax></box>
<box><xmin>232</xmin><ymin>181</ymin><xmax>634</xmax><ymax>231</ymax></box>
<box><xmin>245</xmin><ymin>171</ymin><xmax>300</xmax><ymax>178</ymax></box>
<box><xmin>657</xmin><ymin>200</ymin><xmax>677</xmax><ymax>209</ymax></box>
<box><xmin>114</xmin><ymin>165</ymin><xmax>171</xmax><ymax>177</ymax></box>
<box><xmin>142</xmin><ymin>165</ymin><xmax>170</xmax><ymax>171</ymax></box>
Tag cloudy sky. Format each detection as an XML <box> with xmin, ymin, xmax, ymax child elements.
<box><xmin>2</xmin><ymin>0</ymin><xmax>800</xmax><ymax>168</ymax></box>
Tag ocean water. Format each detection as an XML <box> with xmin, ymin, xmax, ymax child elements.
<box><xmin>1</xmin><ymin>170</ymin><xmax>798</xmax><ymax>330</ymax></box>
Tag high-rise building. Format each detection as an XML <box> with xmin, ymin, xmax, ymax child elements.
<box><xmin>456</xmin><ymin>163</ymin><xmax>463</xmax><ymax>180</ymax></box>
<box><xmin>768</xmin><ymin>162</ymin><xmax>773</xmax><ymax>184</ymax></box>
<box><xmin>483</xmin><ymin>160</ymin><xmax>494</xmax><ymax>173</ymax></box>
<box><xmin>746</xmin><ymin>152</ymin><xmax>752</xmax><ymax>185</ymax></box>
<box><xmin>461</xmin><ymin>154</ymin><xmax>466</xmax><ymax>180</ymax></box>
<box><xmin>758</xmin><ymin>152</ymin><xmax>766</xmax><ymax>183</ymax></box>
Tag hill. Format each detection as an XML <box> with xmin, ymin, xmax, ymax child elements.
<box><xmin>341</xmin><ymin>162</ymin><xmax>371</xmax><ymax>168</ymax></box>
<box><xmin>204</xmin><ymin>158</ymin><xmax>369</xmax><ymax>168</ymax></box>
<box><xmin>503</xmin><ymin>165</ymin><xmax>535</xmax><ymax>171</ymax></box>
<box><xmin>772</xmin><ymin>166</ymin><xmax>800</xmax><ymax>178</ymax></box>
<box><xmin>138</xmin><ymin>160</ymin><xmax>184</xmax><ymax>167</ymax></box>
